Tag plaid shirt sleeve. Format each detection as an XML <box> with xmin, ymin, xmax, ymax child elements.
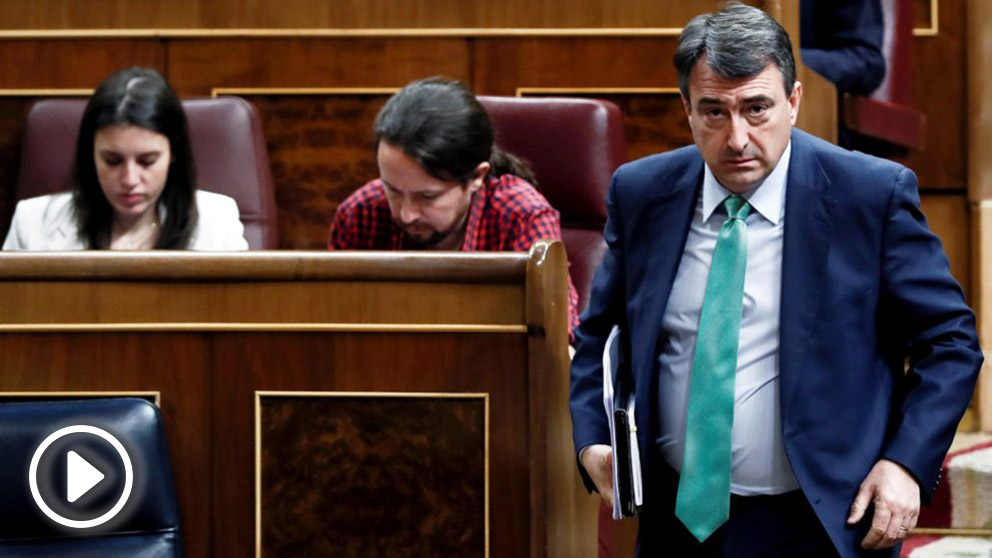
<box><xmin>509</xmin><ymin>204</ymin><xmax>581</xmax><ymax>342</ymax></box>
<box><xmin>328</xmin><ymin>180</ymin><xmax>394</xmax><ymax>250</ymax></box>
<box><xmin>328</xmin><ymin>198</ymin><xmax>359</xmax><ymax>249</ymax></box>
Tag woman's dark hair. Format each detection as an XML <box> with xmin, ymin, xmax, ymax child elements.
<box><xmin>373</xmin><ymin>77</ymin><xmax>537</xmax><ymax>186</ymax></box>
<box><xmin>73</xmin><ymin>66</ymin><xmax>198</xmax><ymax>248</ymax></box>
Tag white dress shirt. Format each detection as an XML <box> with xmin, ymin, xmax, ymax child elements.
<box><xmin>656</xmin><ymin>142</ymin><xmax>799</xmax><ymax>495</ymax></box>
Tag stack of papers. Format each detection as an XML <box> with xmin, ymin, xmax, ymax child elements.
<box><xmin>602</xmin><ymin>325</ymin><xmax>643</xmax><ymax>519</ymax></box>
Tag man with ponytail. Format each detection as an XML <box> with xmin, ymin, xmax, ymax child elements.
<box><xmin>330</xmin><ymin>77</ymin><xmax>579</xmax><ymax>333</ymax></box>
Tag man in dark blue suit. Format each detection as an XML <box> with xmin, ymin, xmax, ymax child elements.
<box><xmin>569</xmin><ymin>3</ymin><xmax>982</xmax><ymax>557</ymax></box>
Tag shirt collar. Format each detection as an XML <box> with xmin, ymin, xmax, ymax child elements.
<box><xmin>701</xmin><ymin>140</ymin><xmax>791</xmax><ymax>225</ymax></box>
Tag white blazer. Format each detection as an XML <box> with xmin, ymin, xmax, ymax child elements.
<box><xmin>2</xmin><ymin>190</ymin><xmax>249</xmax><ymax>251</ymax></box>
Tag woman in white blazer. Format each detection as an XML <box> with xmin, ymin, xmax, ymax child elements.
<box><xmin>3</xmin><ymin>67</ymin><xmax>248</xmax><ymax>251</ymax></box>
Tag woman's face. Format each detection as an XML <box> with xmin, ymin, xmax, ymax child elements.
<box><xmin>93</xmin><ymin>124</ymin><xmax>171</xmax><ymax>226</ymax></box>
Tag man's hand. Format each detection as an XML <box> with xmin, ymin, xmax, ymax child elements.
<box><xmin>580</xmin><ymin>444</ymin><xmax>614</xmax><ymax>506</ymax></box>
<box><xmin>847</xmin><ymin>459</ymin><xmax>921</xmax><ymax>549</ymax></box>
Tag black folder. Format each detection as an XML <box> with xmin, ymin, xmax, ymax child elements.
<box><xmin>605</xmin><ymin>325</ymin><xmax>641</xmax><ymax>518</ymax></box>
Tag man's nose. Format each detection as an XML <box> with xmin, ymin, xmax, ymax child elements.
<box><xmin>726</xmin><ymin>115</ymin><xmax>750</xmax><ymax>153</ymax></box>
<box><xmin>398</xmin><ymin>199</ymin><xmax>420</xmax><ymax>224</ymax></box>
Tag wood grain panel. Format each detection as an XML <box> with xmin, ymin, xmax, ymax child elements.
<box><xmin>0</xmin><ymin>40</ymin><xmax>163</xmax><ymax>88</ymax></box>
<box><xmin>473</xmin><ymin>39</ymin><xmax>679</xmax><ymax>95</ymax></box>
<box><xmin>0</xmin><ymin>0</ymin><xmax>750</xmax><ymax>30</ymax></box>
<box><xmin>239</xmin><ymin>93</ymin><xmax>388</xmax><ymax>249</ymax></box>
<box><xmin>0</xmin><ymin>281</ymin><xmax>524</xmax><ymax>326</ymax></box>
<box><xmin>211</xmin><ymin>333</ymin><xmax>531</xmax><ymax>557</ymax></box>
<box><xmin>905</xmin><ymin>0</ymin><xmax>964</xmax><ymax>189</ymax></box>
<box><xmin>259</xmin><ymin>394</ymin><xmax>486</xmax><ymax>557</ymax></box>
<box><xmin>0</xmin><ymin>332</ymin><xmax>211</xmax><ymax>558</ymax></box>
<box><xmin>921</xmin><ymin>193</ymin><xmax>971</xmax><ymax>302</ymax></box>
<box><xmin>914</xmin><ymin>0</ymin><xmax>937</xmax><ymax>30</ymax></box>
<box><xmin>166</xmin><ymin>38</ymin><xmax>470</xmax><ymax>96</ymax></box>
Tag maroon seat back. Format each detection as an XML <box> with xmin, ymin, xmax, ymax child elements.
<box><xmin>14</xmin><ymin>96</ymin><xmax>278</xmax><ymax>249</ymax></box>
<box><xmin>843</xmin><ymin>0</ymin><xmax>925</xmax><ymax>152</ymax></box>
<box><xmin>478</xmin><ymin>96</ymin><xmax>627</xmax><ymax>311</ymax></box>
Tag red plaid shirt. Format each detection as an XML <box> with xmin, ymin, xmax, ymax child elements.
<box><xmin>329</xmin><ymin>174</ymin><xmax>580</xmax><ymax>336</ymax></box>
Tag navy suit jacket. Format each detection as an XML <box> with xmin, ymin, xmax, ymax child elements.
<box><xmin>569</xmin><ymin>129</ymin><xmax>983</xmax><ymax>557</ymax></box>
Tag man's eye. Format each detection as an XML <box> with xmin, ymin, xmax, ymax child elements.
<box><xmin>748</xmin><ymin>105</ymin><xmax>768</xmax><ymax>116</ymax></box>
<box><xmin>705</xmin><ymin>109</ymin><xmax>724</xmax><ymax>118</ymax></box>
<box><xmin>420</xmin><ymin>193</ymin><xmax>440</xmax><ymax>200</ymax></box>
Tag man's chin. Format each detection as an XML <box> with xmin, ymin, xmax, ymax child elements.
<box><xmin>401</xmin><ymin>230</ymin><xmax>446</xmax><ymax>249</ymax></box>
<box><xmin>716</xmin><ymin>170</ymin><xmax>766</xmax><ymax>193</ymax></box>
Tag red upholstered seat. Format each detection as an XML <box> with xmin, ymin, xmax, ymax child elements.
<box><xmin>15</xmin><ymin>97</ymin><xmax>278</xmax><ymax>249</ymax></box>
<box><xmin>478</xmin><ymin>96</ymin><xmax>627</xmax><ymax>312</ymax></box>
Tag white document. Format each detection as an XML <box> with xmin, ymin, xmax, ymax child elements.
<box><xmin>602</xmin><ymin>325</ymin><xmax>643</xmax><ymax>519</ymax></box>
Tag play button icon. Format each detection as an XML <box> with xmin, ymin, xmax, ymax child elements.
<box><xmin>67</xmin><ymin>450</ymin><xmax>106</xmax><ymax>503</ymax></box>
<box><xmin>29</xmin><ymin>425</ymin><xmax>134</xmax><ymax>529</ymax></box>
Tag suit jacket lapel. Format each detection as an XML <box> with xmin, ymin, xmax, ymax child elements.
<box><xmin>779</xmin><ymin>130</ymin><xmax>835</xmax><ymax>417</ymax></box>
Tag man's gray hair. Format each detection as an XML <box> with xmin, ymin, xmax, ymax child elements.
<box><xmin>674</xmin><ymin>2</ymin><xmax>796</xmax><ymax>101</ymax></box>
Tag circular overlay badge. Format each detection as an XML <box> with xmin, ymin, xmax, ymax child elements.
<box><xmin>28</xmin><ymin>425</ymin><xmax>134</xmax><ymax>529</ymax></box>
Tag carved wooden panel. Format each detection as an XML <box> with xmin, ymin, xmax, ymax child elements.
<box><xmin>258</xmin><ymin>393</ymin><xmax>487</xmax><ymax>557</ymax></box>
<box><xmin>210</xmin><ymin>332</ymin><xmax>532</xmax><ymax>557</ymax></box>
<box><xmin>241</xmin><ymin>93</ymin><xmax>388</xmax><ymax>249</ymax></box>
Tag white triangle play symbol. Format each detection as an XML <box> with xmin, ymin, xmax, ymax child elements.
<box><xmin>66</xmin><ymin>451</ymin><xmax>105</xmax><ymax>503</ymax></box>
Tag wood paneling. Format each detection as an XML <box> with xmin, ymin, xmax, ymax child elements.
<box><xmin>0</xmin><ymin>332</ymin><xmax>211</xmax><ymax>558</ymax></box>
<box><xmin>921</xmin><ymin>194</ymin><xmax>971</xmax><ymax>301</ymax></box>
<box><xmin>243</xmin><ymin>94</ymin><xmax>387</xmax><ymax>249</ymax></box>
<box><xmin>473</xmin><ymin>38</ymin><xmax>678</xmax><ymax>95</ymax></box>
<box><xmin>972</xmin><ymin>202</ymin><xmax>992</xmax><ymax>431</ymax></box>
<box><xmin>0</xmin><ymin>248</ymin><xmax>585</xmax><ymax>557</ymax></box>
<box><xmin>914</xmin><ymin>0</ymin><xmax>938</xmax><ymax>30</ymax></box>
<box><xmin>211</xmin><ymin>334</ymin><xmax>528</xmax><ymax>556</ymax></box>
<box><xmin>905</xmin><ymin>0</ymin><xmax>964</xmax><ymax>189</ymax></box>
<box><xmin>259</xmin><ymin>394</ymin><xmax>487</xmax><ymax>557</ymax></box>
<box><xmin>0</xmin><ymin>0</ymin><xmax>749</xmax><ymax>30</ymax></box>
<box><xmin>0</xmin><ymin>40</ymin><xmax>163</xmax><ymax>88</ymax></box>
<box><xmin>166</xmin><ymin>38</ymin><xmax>469</xmax><ymax>97</ymax></box>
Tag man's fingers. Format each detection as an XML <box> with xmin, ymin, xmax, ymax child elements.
<box><xmin>847</xmin><ymin>484</ymin><xmax>873</xmax><ymax>524</ymax></box>
<box><xmin>580</xmin><ymin>445</ymin><xmax>614</xmax><ymax>502</ymax></box>
<box><xmin>599</xmin><ymin>450</ymin><xmax>614</xmax><ymax>498</ymax></box>
<box><xmin>883</xmin><ymin>509</ymin><xmax>908</xmax><ymax>546</ymax></box>
<box><xmin>861</xmin><ymin>500</ymin><xmax>892</xmax><ymax>549</ymax></box>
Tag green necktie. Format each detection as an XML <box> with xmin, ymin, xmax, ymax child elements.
<box><xmin>675</xmin><ymin>195</ymin><xmax>750</xmax><ymax>542</ymax></box>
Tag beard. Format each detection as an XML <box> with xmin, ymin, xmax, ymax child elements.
<box><xmin>397</xmin><ymin>223</ymin><xmax>449</xmax><ymax>249</ymax></box>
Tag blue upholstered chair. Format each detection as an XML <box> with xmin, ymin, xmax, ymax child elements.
<box><xmin>0</xmin><ymin>398</ymin><xmax>181</xmax><ymax>557</ymax></box>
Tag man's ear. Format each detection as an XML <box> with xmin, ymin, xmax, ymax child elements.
<box><xmin>788</xmin><ymin>81</ymin><xmax>803</xmax><ymax>125</ymax></box>
<box><xmin>467</xmin><ymin>161</ymin><xmax>491</xmax><ymax>193</ymax></box>
<box><xmin>682</xmin><ymin>94</ymin><xmax>692</xmax><ymax>118</ymax></box>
